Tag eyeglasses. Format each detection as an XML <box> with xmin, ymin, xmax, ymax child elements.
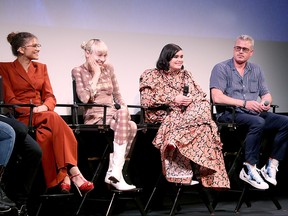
<box><xmin>234</xmin><ymin>46</ymin><xmax>251</xmax><ymax>53</ymax></box>
<box><xmin>23</xmin><ymin>44</ymin><xmax>42</xmax><ymax>48</ymax></box>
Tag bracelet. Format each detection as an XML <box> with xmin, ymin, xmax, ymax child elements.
<box><xmin>243</xmin><ymin>100</ymin><xmax>247</xmax><ymax>108</ymax></box>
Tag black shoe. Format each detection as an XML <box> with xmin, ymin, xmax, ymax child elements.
<box><xmin>18</xmin><ymin>204</ymin><xmax>28</xmax><ymax>216</ymax></box>
<box><xmin>0</xmin><ymin>186</ymin><xmax>16</xmax><ymax>207</ymax></box>
<box><xmin>0</xmin><ymin>201</ymin><xmax>11</xmax><ymax>213</ymax></box>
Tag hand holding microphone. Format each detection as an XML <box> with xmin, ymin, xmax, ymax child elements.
<box><xmin>262</xmin><ymin>100</ymin><xmax>270</xmax><ymax>112</ymax></box>
<box><xmin>263</xmin><ymin>100</ymin><xmax>270</xmax><ymax>106</ymax></box>
<box><xmin>114</xmin><ymin>103</ymin><xmax>121</xmax><ymax>110</ymax></box>
<box><xmin>181</xmin><ymin>85</ymin><xmax>189</xmax><ymax>112</ymax></box>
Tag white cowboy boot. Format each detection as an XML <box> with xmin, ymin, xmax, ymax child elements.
<box><xmin>109</xmin><ymin>172</ymin><xmax>136</xmax><ymax>191</ymax></box>
<box><xmin>108</xmin><ymin>142</ymin><xmax>127</xmax><ymax>183</ymax></box>
<box><xmin>107</xmin><ymin>142</ymin><xmax>136</xmax><ymax>190</ymax></box>
<box><xmin>104</xmin><ymin>153</ymin><xmax>113</xmax><ymax>184</ymax></box>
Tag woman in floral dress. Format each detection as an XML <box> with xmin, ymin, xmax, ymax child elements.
<box><xmin>139</xmin><ymin>43</ymin><xmax>230</xmax><ymax>189</ymax></box>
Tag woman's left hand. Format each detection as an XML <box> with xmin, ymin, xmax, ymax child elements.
<box><xmin>175</xmin><ymin>94</ymin><xmax>192</xmax><ymax>107</ymax></box>
<box><xmin>33</xmin><ymin>104</ymin><xmax>48</xmax><ymax>113</ymax></box>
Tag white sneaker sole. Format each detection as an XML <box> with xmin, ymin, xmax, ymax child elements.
<box><xmin>260</xmin><ymin>167</ymin><xmax>277</xmax><ymax>186</ymax></box>
<box><xmin>239</xmin><ymin>170</ymin><xmax>269</xmax><ymax>190</ymax></box>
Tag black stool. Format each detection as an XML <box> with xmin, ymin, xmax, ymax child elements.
<box><xmin>144</xmin><ymin>174</ymin><xmax>214</xmax><ymax>216</ymax></box>
<box><xmin>105</xmin><ymin>188</ymin><xmax>146</xmax><ymax>216</ymax></box>
<box><xmin>235</xmin><ymin>182</ymin><xmax>281</xmax><ymax>212</ymax></box>
<box><xmin>35</xmin><ymin>193</ymin><xmax>74</xmax><ymax>216</ymax></box>
<box><xmin>211</xmin><ymin>112</ymin><xmax>282</xmax><ymax>212</ymax></box>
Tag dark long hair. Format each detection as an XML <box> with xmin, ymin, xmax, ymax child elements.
<box><xmin>156</xmin><ymin>43</ymin><xmax>184</xmax><ymax>71</ymax></box>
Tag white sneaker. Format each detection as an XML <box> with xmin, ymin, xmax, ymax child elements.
<box><xmin>239</xmin><ymin>163</ymin><xmax>269</xmax><ymax>190</ymax></box>
<box><xmin>261</xmin><ymin>160</ymin><xmax>278</xmax><ymax>186</ymax></box>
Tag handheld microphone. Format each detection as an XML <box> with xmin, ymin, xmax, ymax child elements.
<box><xmin>114</xmin><ymin>103</ymin><xmax>121</xmax><ymax>110</ymax></box>
<box><xmin>181</xmin><ymin>85</ymin><xmax>189</xmax><ymax>112</ymax></box>
<box><xmin>264</xmin><ymin>100</ymin><xmax>270</xmax><ymax>106</ymax></box>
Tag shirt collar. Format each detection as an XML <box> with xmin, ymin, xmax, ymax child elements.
<box><xmin>229</xmin><ymin>58</ymin><xmax>252</xmax><ymax>72</ymax></box>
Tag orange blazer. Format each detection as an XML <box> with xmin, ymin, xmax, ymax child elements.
<box><xmin>0</xmin><ymin>59</ymin><xmax>56</xmax><ymax>116</ymax></box>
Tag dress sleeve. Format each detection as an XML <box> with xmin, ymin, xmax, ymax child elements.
<box><xmin>71</xmin><ymin>67</ymin><xmax>93</xmax><ymax>103</ymax></box>
<box><xmin>139</xmin><ymin>69</ymin><xmax>174</xmax><ymax>108</ymax></box>
<box><xmin>108</xmin><ymin>64</ymin><xmax>125</xmax><ymax>106</ymax></box>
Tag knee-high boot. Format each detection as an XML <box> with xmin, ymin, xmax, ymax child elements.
<box><xmin>0</xmin><ymin>166</ymin><xmax>16</xmax><ymax>209</ymax></box>
<box><xmin>107</xmin><ymin>143</ymin><xmax>136</xmax><ymax>190</ymax></box>
<box><xmin>104</xmin><ymin>153</ymin><xmax>113</xmax><ymax>183</ymax></box>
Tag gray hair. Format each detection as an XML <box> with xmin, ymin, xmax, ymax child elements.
<box><xmin>236</xmin><ymin>34</ymin><xmax>254</xmax><ymax>48</ymax></box>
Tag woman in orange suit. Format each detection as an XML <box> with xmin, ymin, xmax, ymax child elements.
<box><xmin>0</xmin><ymin>32</ymin><xmax>94</xmax><ymax>195</ymax></box>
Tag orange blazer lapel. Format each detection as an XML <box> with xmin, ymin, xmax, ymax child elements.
<box><xmin>13</xmin><ymin>60</ymin><xmax>35</xmax><ymax>89</ymax></box>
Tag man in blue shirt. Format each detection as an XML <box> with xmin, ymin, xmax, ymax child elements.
<box><xmin>210</xmin><ymin>34</ymin><xmax>288</xmax><ymax>190</ymax></box>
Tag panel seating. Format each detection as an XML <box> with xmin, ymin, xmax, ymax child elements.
<box><xmin>144</xmin><ymin>172</ymin><xmax>214</xmax><ymax>216</ymax></box>
<box><xmin>0</xmin><ymin>75</ymin><xmax>77</xmax><ymax>215</ymax></box>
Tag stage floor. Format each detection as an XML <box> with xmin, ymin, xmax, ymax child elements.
<box><xmin>118</xmin><ymin>195</ymin><xmax>288</xmax><ymax>216</ymax></box>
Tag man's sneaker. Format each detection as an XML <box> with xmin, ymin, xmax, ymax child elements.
<box><xmin>239</xmin><ymin>163</ymin><xmax>269</xmax><ymax>190</ymax></box>
<box><xmin>261</xmin><ymin>159</ymin><xmax>278</xmax><ymax>186</ymax></box>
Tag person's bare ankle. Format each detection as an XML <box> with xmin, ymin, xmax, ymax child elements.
<box><xmin>69</xmin><ymin>166</ymin><xmax>79</xmax><ymax>176</ymax></box>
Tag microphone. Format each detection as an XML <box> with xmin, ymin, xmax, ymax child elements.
<box><xmin>264</xmin><ymin>100</ymin><xmax>270</xmax><ymax>106</ymax></box>
<box><xmin>181</xmin><ymin>85</ymin><xmax>189</xmax><ymax>112</ymax></box>
<box><xmin>114</xmin><ymin>103</ymin><xmax>121</xmax><ymax>110</ymax></box>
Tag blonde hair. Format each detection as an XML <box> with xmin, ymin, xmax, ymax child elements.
<box><xmin>81</xmin><ymin>39</ymin><xmax>108</xmax><ymax>54</ymax></box>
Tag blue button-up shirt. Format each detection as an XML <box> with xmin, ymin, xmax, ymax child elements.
<box><xmin>210</xmin><ymin>58</ymin><xmax>270</xmax><ymax>115</ymax></box>
<box><xmin>210</xmin><ymin>58</ymin><xmax>269</xmax><ymax>101</ymax></box>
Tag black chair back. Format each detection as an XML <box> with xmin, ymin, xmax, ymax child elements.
<box><xmin>72</xmin><ymin>78</ymin><xmax>82</xmax><ymax>104</ymax></box>
<box><xmin>0</xmin><ymin>75</ymin><xmax>3</xmax><ymax>105</ymax></box>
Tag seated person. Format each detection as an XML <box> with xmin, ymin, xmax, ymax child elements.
<box><xmin>0</xmin><ymin>114</ymin><xmax>42</xmax><ymax>216</ymax></box>
<box><xmin>0</xmin><ymin>120</ymin><xmax>15</xmax><ymax>212</ymax></box>
<box><xmin>139</xmin><ymin>43</ymin><xmax>230</xmax><ymax>189</ymax></box>
<box><xmin>72</xmin><ymin>39</ymin><xmax>137</xmax><ymax>191</ymax></box>
<box><xmin>0</xmin><ymin>31</ymin><xmax>93</xmax><ymax>195</ymax></box>
<box><xmin>210</xmin><ymin>34</ymin><xmax>288</xmax><ymax>190</ymax></box>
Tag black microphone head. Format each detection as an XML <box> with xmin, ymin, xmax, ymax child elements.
<box><xmin>264</xmin><ymin>101</ymin><xmax>269</xmax><ymax>106</ymax></box>
<box><xmin>114</xmin><ymin>103</ymin><xmax>121</xmax><ymax>110</ymax></box>
<box><xmin>181</xmin><ymin>85</ymin><xmax>189</xmax><ymax>112</ymax></box>
<box><xmin>183</xmin><ymin>85</ymin><xmax>189</xmax><ymax>94</ymax></box>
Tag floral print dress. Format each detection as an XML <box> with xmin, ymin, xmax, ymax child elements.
<box><xmin>139</xmin><ymin>68</ymin><xmax>230</xmax><ymax>189</ymax></box>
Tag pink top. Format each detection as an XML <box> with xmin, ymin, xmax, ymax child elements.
<box><xmin>72</xmin><ymin>63</ymin><xmax>125</xmax><ymax>124</ymax></box>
